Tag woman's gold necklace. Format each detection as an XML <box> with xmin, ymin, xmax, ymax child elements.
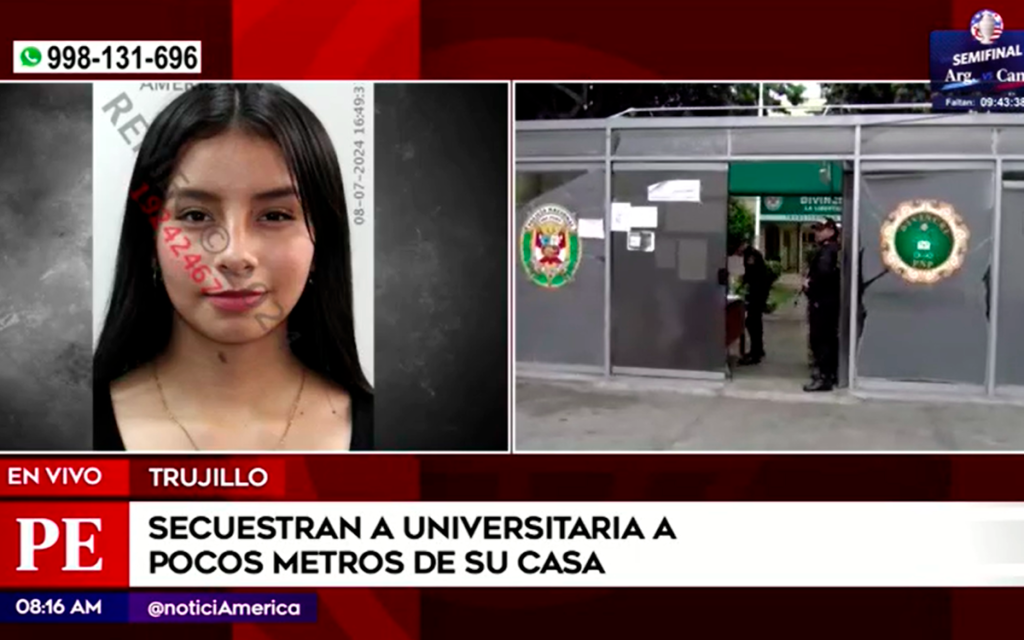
<box><xmin>152</xmin><ymin>363</ymin><xmax>307</xmax><ymax>451</ymax></box>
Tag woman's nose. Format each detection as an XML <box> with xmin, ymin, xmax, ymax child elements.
<box><xmin>213</xmin><ymin>222</ymin><xmax>257</xmax><ymax>277</ymax></box>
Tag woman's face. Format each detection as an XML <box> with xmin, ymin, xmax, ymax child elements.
<box><xmin>156</xmin><ymin>128</ymin><xmax>315</xmax><ymax>344</ymax></box>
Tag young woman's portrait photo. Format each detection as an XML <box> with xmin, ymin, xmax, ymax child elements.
<box><xmin>92</xmin><ymin>82</ymin><xmax>374</xmax><ymax>451</ymax></box>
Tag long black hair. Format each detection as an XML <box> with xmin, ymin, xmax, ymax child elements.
<box><xmin>94</xmin><ymin>83</ymin><xmax>371</xmax><ymax>401</ymax></box>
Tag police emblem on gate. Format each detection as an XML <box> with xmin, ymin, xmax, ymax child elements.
<box><xmin>880</xmin><ymin>200</ymin><xmax>970</xmax><ymax>285</ymax></box>
<box><xmin>520</xmin><ymin>203</ymin><xmax>581</xmax><ymax>289</ymax></box>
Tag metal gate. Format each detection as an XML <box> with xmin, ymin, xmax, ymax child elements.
<box><xmin>515</xmin><ymin>112</ymin><xmax>1024</xmax><ymax>397</ymax></box>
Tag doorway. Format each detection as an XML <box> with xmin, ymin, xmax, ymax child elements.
<box><xmin>727</xmin><ymin>163</ymin><xmax>851</xmax><ymax>390</ymax></box>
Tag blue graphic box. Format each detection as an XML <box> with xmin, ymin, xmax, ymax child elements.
<box><xmin>930</xmin><ymin>31</ymin><xmax>1024</xmax><ymax>93</ymax></box>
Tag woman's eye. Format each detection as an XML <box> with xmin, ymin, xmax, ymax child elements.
<box><xmin>179</xmin><ymin>210</ymin><xmax>209</xmax><ymax>222</ymax></box>
<box><xmin>261</xmin><ymin>211</ymin><xmax>294</xmax><ymax>222</ymax></box>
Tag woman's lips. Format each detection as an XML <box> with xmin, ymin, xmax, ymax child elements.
<box><xmin>205</xmin><ymin>290</ymin><xmax>267</xmax><ymax>312</ymax></box>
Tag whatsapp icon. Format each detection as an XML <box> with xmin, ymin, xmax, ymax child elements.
<box><xmin>20</xmin><ymin>46</ymin><xmax>42</xmax><ymax>67</ymax></box>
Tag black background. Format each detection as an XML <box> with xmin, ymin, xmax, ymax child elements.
<box><xmin>374</xmin><ymin>83</ymin><xmax>510</xmax><ymax>451</ymax></box>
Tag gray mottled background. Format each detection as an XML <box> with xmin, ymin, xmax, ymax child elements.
<box><xmin>0</xmin><ymin>84</ymin><xmax>92</xmax><ymax>451</ymax></box>
<box><xmin>375</xmin><ymin>83</ymin><xmax>509</xmax><ymax>451</ymax></box>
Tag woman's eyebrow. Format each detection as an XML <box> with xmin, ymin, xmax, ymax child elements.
<box><xmin>167</xmin><ymin>187</ymin><xmax>219</xmax><ymax>203</ymax></box>
<box><xmin>166</xmin><ymin>186</ymin><xmax>298</xmax><ymax>202</ymax></box>
<box><xmin>252</xmin><ymin>186</ymin><xmax>299</xmax><ymax>201</ymax></box>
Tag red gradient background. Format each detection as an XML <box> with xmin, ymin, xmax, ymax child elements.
<box><xmin>2</xmin><ymin>0</ymin><xmax>1021</xmax><ymax>81</ymax></box>
<box><xmin>232</xmin><ymin>0</ymin><xmax>419</xmax><ymax>79</ymax></box>
<box><xmin>1</xmin><ymin>0</ymin><xmax>1023</xmax><ymax>638</ymax></box>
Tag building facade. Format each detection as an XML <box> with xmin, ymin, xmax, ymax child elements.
<box><xmin>515</xmin><ymin>112</ymin><xmax>1024</xmax><ymax>399</ymax></box>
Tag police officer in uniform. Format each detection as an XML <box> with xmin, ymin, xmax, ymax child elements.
<box><xmin>803</xmin><ymin>219</ymin><xmax>841</xmax><ymax>391</ymax></box>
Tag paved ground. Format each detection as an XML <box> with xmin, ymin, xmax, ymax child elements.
<box><xmin>732</xmin><ymin>276</ymin><xmax>809</xmax><ymax>382</ymax></box>
<box><xmin>515</xmin><ymin>376</ymin><xmax>1024</xmax><ymax>451</ymax></box>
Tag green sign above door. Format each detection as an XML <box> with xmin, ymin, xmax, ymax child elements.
<box><xmin>760</xmin><ymin>195</ymin><xmax>843</xmax><ymax>222</ymax></box>
<box><xmin>730</xmin><ymin>162</ymin><xmax>843</xmax><ymax>196</ymax></box>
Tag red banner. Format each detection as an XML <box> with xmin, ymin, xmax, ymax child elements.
<box><xmin>0</xmin><ymin>460</ymin><xmax>129</xmax><ymax>497</ymax></box>
<box><xmin>130</xmin><ymin>457</ymin><xmax>287</xmax><ymax>499</ymax></box>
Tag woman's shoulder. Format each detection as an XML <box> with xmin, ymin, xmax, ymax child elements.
<box><xmin>95</xmin><ymin>366</ymin><xmax>157</xmax><ymax>451</ymax></box>
<box><xmin>304</xmin><ymin>372</ymin><xmax>373</xmax><ymax>451</ymax></box>
<box><xmin>110</xmin><ymin>365</ymin><xmax>157</xmax><ymax>404</ymax></box>
<box><xmin>106</xmin><ymin>365</ymin><xmax>186</xmax><ymax>451</ymax></box>
<box><xmin>109</xmin><ymin>366</ymin><xmax>167</xmax><ymax>431</ymax></box>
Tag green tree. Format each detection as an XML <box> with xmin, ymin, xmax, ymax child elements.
<box><xmin>516</xmin><ymin>83</ymin><xmax>806</xmax><ymax>120</ymax></box>
<box><xmin>727</xmin><ymin>197</ymin><xmax>755</xmax><ymax>254</ymax></box>
<box><xmin>819</xmin><ymin>83</ymin><xmax>932</xmax><ymax>114</ymax></box>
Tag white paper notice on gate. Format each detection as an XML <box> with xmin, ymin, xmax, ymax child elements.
<box><xmin>578</xmin><ymin>218</ymin><xmax>606</xmax><ymax>239</ymax></box>
<box><xmin>627</xmin><ymin>206</ymin><xmax>658</xmax><ymax>228</ymax></box>
<box><xmin>648</xmin><ymin>179</ymin><xmax>701</xmax><ymax>203</ymax></box>
<box><xmin>611</xmin><ymin>202</ymin><xmax>633</xmax><ymax>232</ymax></box>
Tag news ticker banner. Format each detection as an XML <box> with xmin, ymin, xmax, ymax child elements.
<box><xmin>9</xmin><ymin>501</ymin><xmax>1024</xmax><ymax>588</ymax></box>
<box><xmin>930</xmin><ymin>9</ymin><xmax>1024</xmax><ymax>111</ymax></box>
<box><xmin>0</xmin><ymin>592</ymin><xmax>316</xmax><ymax>624</ymax></box>
<box><xmin>0</xmin><ymin>458</ymin><xmax>287</xmax><ymax>499</ymax></box>
<box><xmin>0</xmin><ymin>456</ymin><xmax>422</xmax><ymax>507</ymax></box>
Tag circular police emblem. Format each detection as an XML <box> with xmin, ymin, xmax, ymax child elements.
<box><xmin>763</xmin><ymin>196</ymin><xmax>783</xmax><ymax>212</ymax></box>
<box><xmin>971</xmin><ymin>9</ymin><xmax>1003</xmax><ymax>45</ymax></box>
<box><xmin>520</xmin><ymin>203</ymin><xmax>581</xmax><ymax>289</ymax></box>
<box><xmin>880</xmin><ymin>200</ymin><xmax>969</xmax><ymax>285</ymax></box>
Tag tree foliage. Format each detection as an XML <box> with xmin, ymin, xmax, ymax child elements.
<box><xmin>516</xmin><ymin>83</ymin><xmax>936</xmax><ymax>120</ymax></box>
<box><xmin>516</xmin><ymin>83</ymin><xmax>806</xmax><ymax>120</ymax></box>
<box><xmin>819</xmin><ymin>83</ymin><xmax>932</xmax><ymax>113</ymax></box>
<box><xmin>727</xmin><ymin>197</ymin><xmax>756</xmax><ymax>253</ymax></box>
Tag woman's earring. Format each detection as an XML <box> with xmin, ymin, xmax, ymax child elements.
<box><xmin>152</xmin><ymin>261</ymin><xmax>162</xmax><ymax>286</ymax></box>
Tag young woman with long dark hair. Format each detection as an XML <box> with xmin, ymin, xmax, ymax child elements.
<box><xmin>93</xmin><ymin>83</ymin><xmax>372</xmax><ymax>451</ymax></box>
